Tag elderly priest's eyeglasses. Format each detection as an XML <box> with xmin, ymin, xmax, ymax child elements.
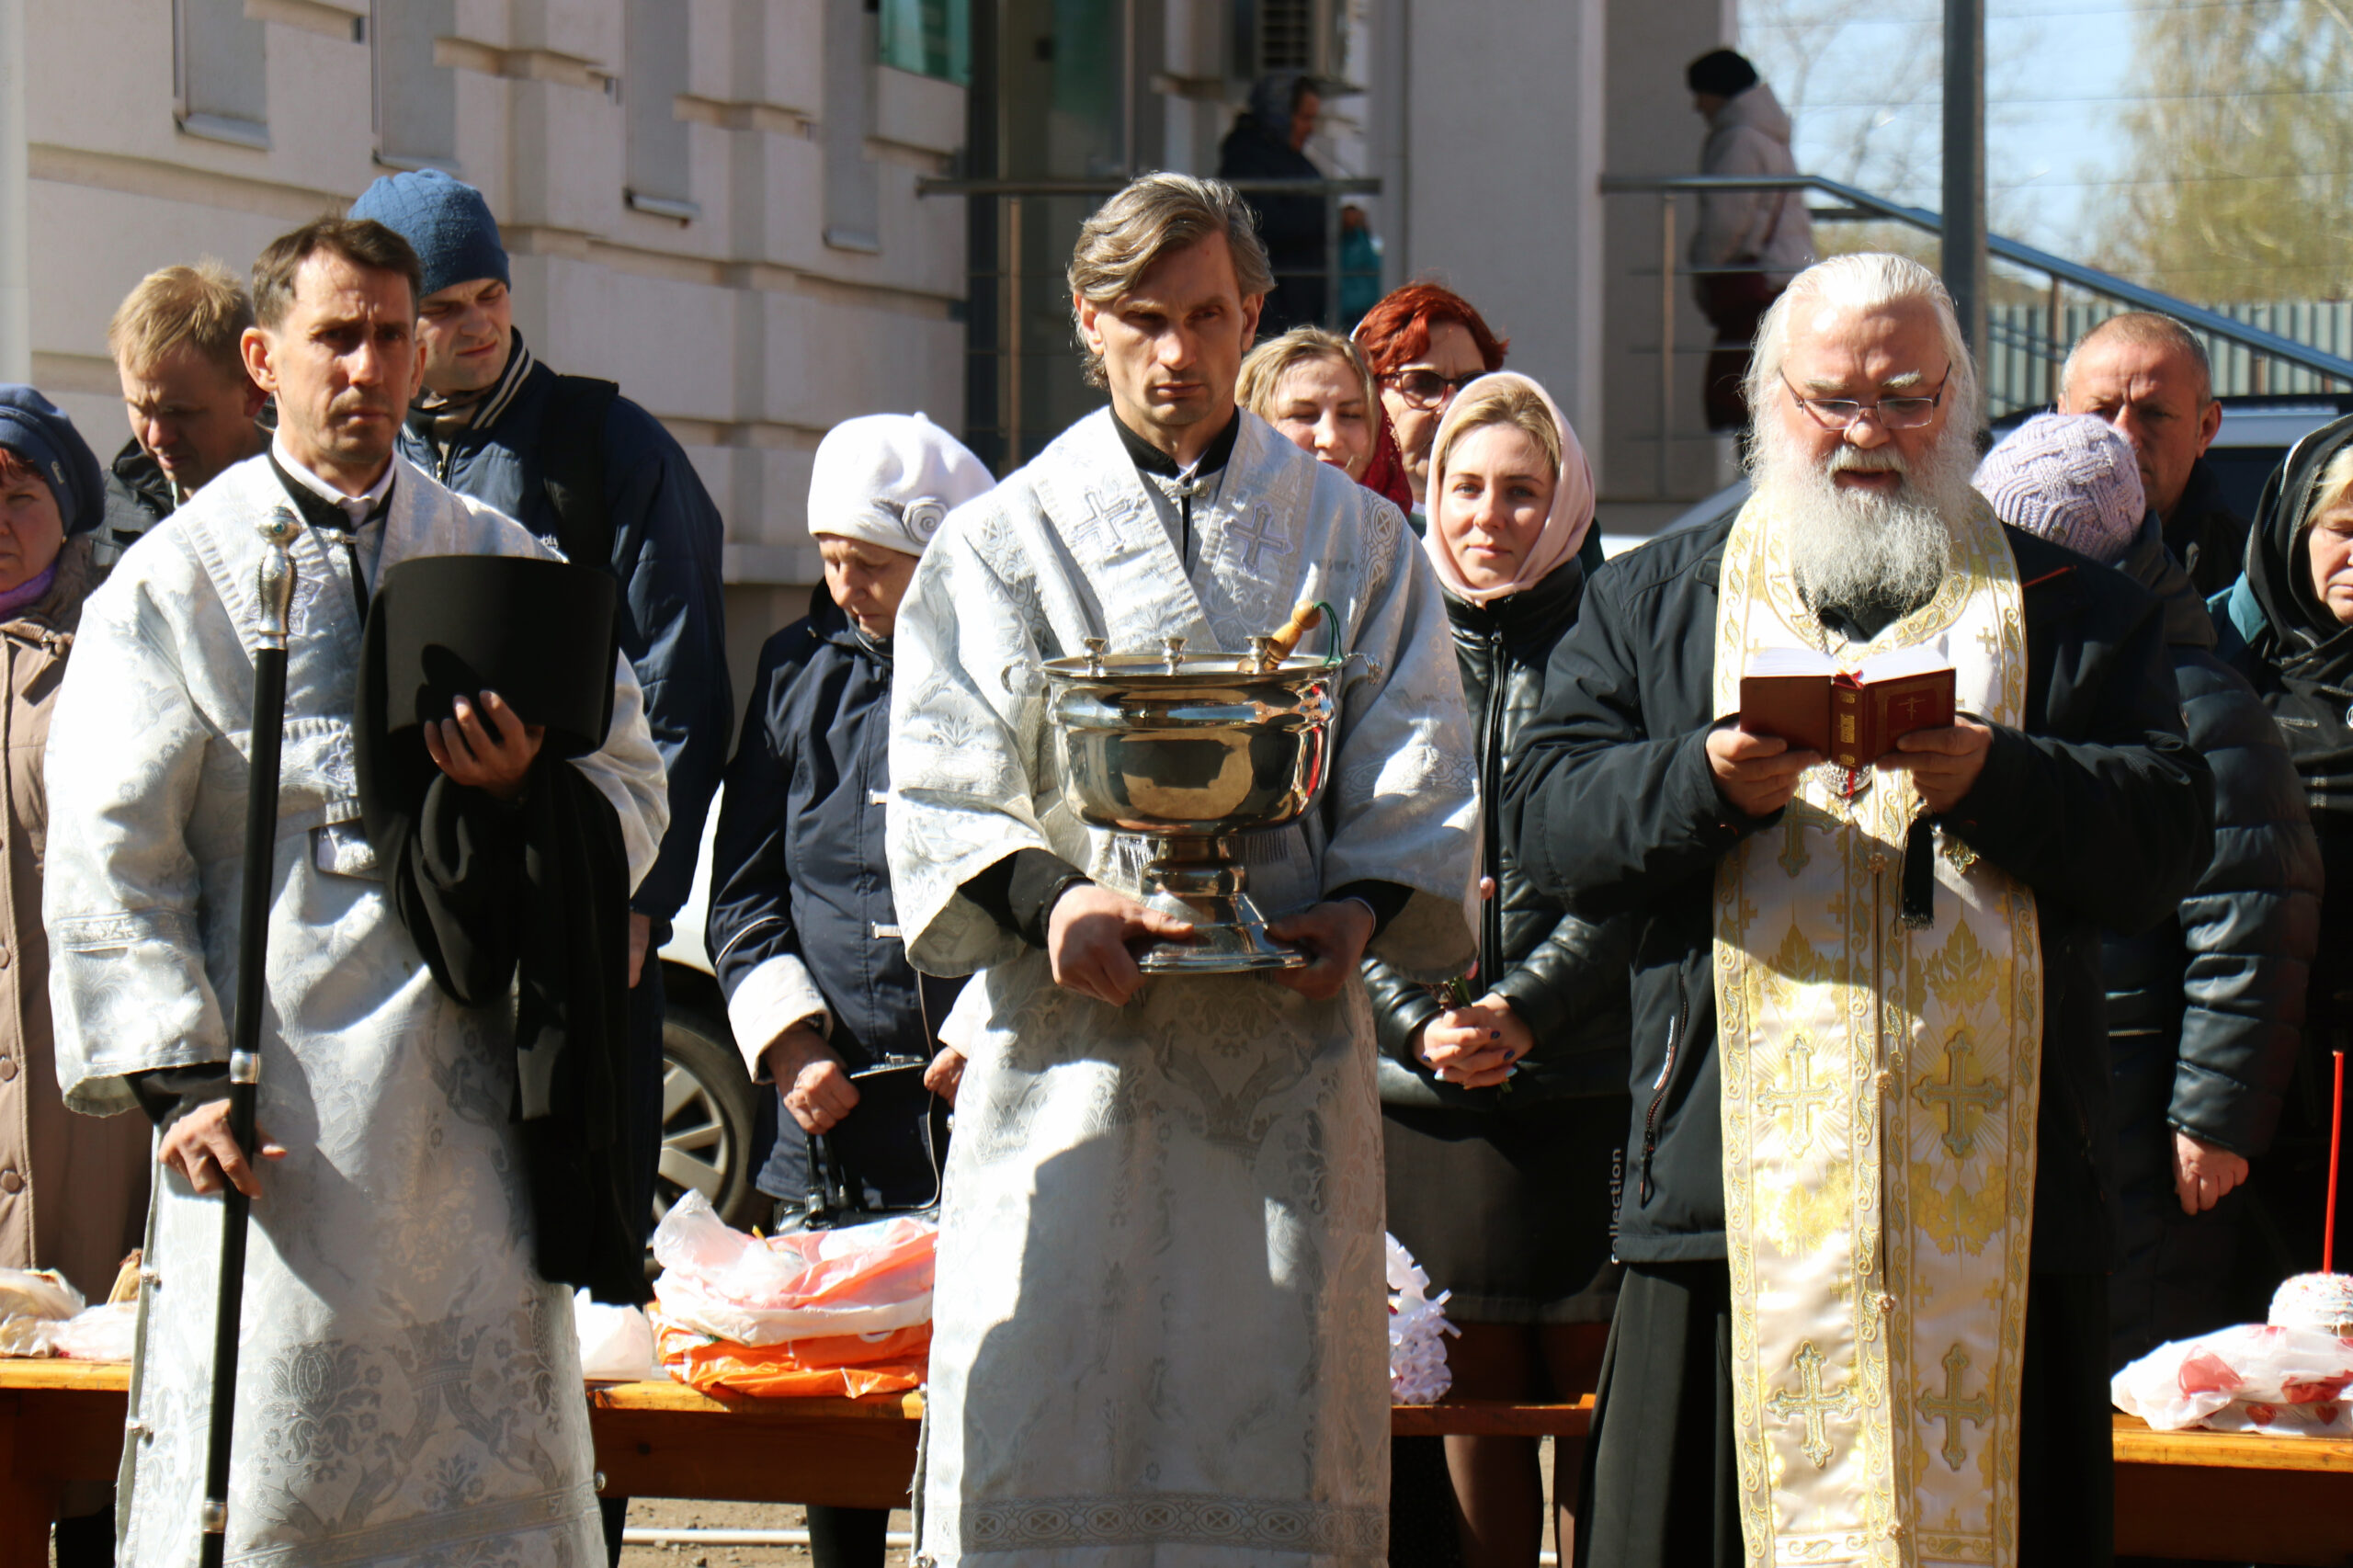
<box><xmin>1779</xmin><ymin>365</ymin><xmax>1953</xmax><ymax>430</ymax></box>
<box><xmin>1381</xmin><ymin>368</ymin><xmax>1483</xmax><ymax>409</ymax></box>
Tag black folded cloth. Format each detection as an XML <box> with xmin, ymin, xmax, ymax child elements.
<box><xmin>357</xmin><ymin>559</ymin><xmax>647</xmax><ymax>1305</ymax></box>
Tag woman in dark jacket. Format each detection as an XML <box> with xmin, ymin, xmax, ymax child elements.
<box><xmin>1974</xmin><ymin>414</ymin><xmax>2321</xmax><ymax>1363</ymax></box>
<box><xmin>703</xmin><ymin>413</ymin><xmax>992</xmax><ymax>1568</ymax></box>
<box><xmin>1360</xmin><ymin>372</ymin><xmax>1631</xmax><ymax>1568</ymax></box>
<box><xmin>2213</xmin><ymin>410</ymin><xmax>2353</xmax><ymax>1290</ymax></box>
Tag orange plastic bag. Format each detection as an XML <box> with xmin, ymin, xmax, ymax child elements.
<box><xmin>653</xmin><ymin>1311</ymin><xmax>931</xmax><ymax>1399</ymax></box>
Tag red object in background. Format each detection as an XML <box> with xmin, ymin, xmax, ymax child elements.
<box><xmin>2327</xmin><ymin>1048</ymin><xmax>2345</xmax><ymax>1274</ymax></box>
<box><xmin>1358</xmin><ymin>410</ymin><xmax>1414</xmax><ymax>512</ymax></box>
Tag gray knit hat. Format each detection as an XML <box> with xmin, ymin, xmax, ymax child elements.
<box><xmin>1973</xmin><ymin>413</ymin><xmax>2146</xmax><ymax>566</ymax></box>
<box><xmin>349</xmin><ymin>168</ymin><xmax>508</xmax><ymax>301</ymax></box>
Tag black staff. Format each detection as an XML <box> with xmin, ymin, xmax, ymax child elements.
<box><xmin>198</xmin><ymin>510</ymin><xmax>299</xmax><ymax>1563</ymax></box>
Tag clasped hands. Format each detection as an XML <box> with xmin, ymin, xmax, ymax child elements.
<box><xmin>1705</xmin><ymin>718</ymin><xmax>1994</xmax><ymax>818</ymax></box>
<box><xmin>1045</xmin><ymin>883</ymin><xmax>1375</xmax><ymax>1006</ymax></box>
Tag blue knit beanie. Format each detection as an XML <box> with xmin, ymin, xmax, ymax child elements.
<box><xmin>0</xmin><ymin>386</ymin><xmax>103</xmax><ymax>535</ymax></box>
<box><xmin>349</xmin><ymin>168</ymin><xmax>509</xmax><ymax>301</ymax></box>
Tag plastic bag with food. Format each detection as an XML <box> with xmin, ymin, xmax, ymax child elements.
<box><xmin>650</xmin><ymin>1190</ymin><xmax>935</xmax><ymax>1345</ymax></box>
<box><xmin>2111</xmin><ymin>1322</ymin><xmax>2353</xmax><ymax>1436</ymax></box>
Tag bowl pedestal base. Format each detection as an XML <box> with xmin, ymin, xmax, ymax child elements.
<box><xmin>1131</xmin><ymin>836</ymin><xmax>1308</xmax><ymax>973</ymax></box>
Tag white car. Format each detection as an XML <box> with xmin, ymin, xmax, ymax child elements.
<box><xmin>650</xmin><ymin>789</ymin><xmax>769</xmax><ymax>1235</ymax></box>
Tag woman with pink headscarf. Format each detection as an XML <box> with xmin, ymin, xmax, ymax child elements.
<box><xmin>1360</xmin><ymin>372</ymin><xmax>1631</xmax><ymax>1566</ymax></box>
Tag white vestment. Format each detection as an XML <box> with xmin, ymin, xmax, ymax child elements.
<box><xmin>1711</xmin><ymin>493</ymin><xmax>2041</xmax><ymax>1566</ymax></box>
<box><xmin>888</xmin><ymin>409</ymin><xmax>1478</xmax><ymax>1567</ymax></box>
<box><xmin>46</xmin><ymin>452</ymin><xmax>668</xmax><ymax>1567</ymax></box>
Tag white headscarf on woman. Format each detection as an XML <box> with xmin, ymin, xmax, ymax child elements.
<box><xmin>1419</xmin><ymin>370</ymin><xmax>1596</xmax><ymax>605</ymax></box>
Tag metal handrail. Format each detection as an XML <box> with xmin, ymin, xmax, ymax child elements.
<box><xmin>916</xmin><ymin>177</ymin><xmax>1381</xmax><ymax>197</ymax></box>
<box><xmin>1600</xmin><ymin>173</ymin><xmax>2353</xmax><ymax>387</ymax></box>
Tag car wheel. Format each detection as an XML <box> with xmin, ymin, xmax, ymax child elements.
<box><xmin>655</xmin><ymin>1006</ymin><xmax>765</xmax><ymax>1239</ymax></box>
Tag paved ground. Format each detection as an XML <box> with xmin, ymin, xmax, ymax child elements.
<box><xmin>617</xmin><ymin>1499</ymin><xmax>916</xmax><ymax>1566</ymax></box>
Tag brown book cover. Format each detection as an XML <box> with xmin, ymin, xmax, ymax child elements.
<box><xmin>1740</xmin><ymin>649</ymin><xmax>1955</xmax><ymax>768</ymax></box>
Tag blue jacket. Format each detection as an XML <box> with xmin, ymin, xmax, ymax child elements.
<box><xmin>707</xmin><ymin>589</ymin><xmax>959</xmax><ymax>1201</ymax></box>
<box><xmin>401</xmin><ymin>333</ymin><xmax>731</xmax><ymax>923</ymax></box>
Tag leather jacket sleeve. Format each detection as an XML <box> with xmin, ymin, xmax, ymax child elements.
<box><xmin>1360</xmin><ymin>951</ymin><xmax>1444</xmax><ymax>1068</ymax></box>
<box><xmin>1490</xmin><ymin>910</ymin><xmax>1635</xmax><ymax>1059</ymax></box>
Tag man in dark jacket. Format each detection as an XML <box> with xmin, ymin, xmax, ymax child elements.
<box><xmin>1973</xmin><ymin>413</ymin><xmax>2321</xmax><ymax>1367</ymax></box>
<box><xmin>705</xmin><ymin>413</ymin><xmax>991</xmax><ymax>1568</ymax></box>
<box><xmin>1217</xmin><ymin>72</ymin><xmax>1326</xmax><ymax>335</ymax></box>
<box><xmin>350</xmin><ymin>166</ymin><xmax>733</xmax><ymax>1201</ymax></box>
<box><xmin>100</xmin><ymin>260</ymin><xmax>270</xmax><ymax>558</ymax></box>
<box><xmin>2059</xmin><ymin>311</ymin><xmax>2246</xmax><ymax>596</ymax></box>
<box><xmin>1506</xmin><ymin>256</ymin><xmax>2211</xmax><ymax>1565</ymax></box>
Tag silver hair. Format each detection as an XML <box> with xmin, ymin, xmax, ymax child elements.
<box><xmin>2058</xmin><ymin>311</ymin><xmax>2214</xmax><ymax>407</ymax></box>
<box><xmin>1067</xmin><ymin>173</ymin><xmax>1276</xmax><ymax>390</ymax></box>
<box><xmin>1743</xmin><ymin>252</ymin><xmax>1984</xmax><ymax>449</ymax></box>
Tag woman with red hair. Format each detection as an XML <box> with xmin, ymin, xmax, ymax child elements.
<box><xmin>1353</xmin><ymin>282</ymin><xmax>1509</xmax><ymax>517</ymax></box>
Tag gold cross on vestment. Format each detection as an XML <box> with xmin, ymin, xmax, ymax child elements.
<box><xmin>1918</xmin><ymin>1343</ymin><xmax>1992</xmax><ymax>1472</ymax></box>
<box><xmin>1756</xmin><ymin>1035</ymin><xmax>1836</xmax><ymax>1156</ymax></box>
<box><xmin>1912</xmin><ymin>1033</ymin><xmax>2006</xmax><ymax>1160</ymax></box>
<box><xmin>1767</xmin><ymin>1340</ymin><xmax>1857</xmax><ymax>1470</ymax></box>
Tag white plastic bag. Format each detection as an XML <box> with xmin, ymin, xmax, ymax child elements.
<box><xmin>2111</xmin><ymin>1322</ymin><xmax>2353</xmax><ymax>1436</ymax></box>
<box><xmin>650</xmin><ymin>1189</ymin><xmax>936</xmax><ymax>1346</ymax></box>
<box><xmin>49</xmin><ymin>1301</ymin><xmax>137</xmax><ymax>1362</ymax></box>
<box><xmin>574</xmin><ymin>1290</ymin><xmax>658</xmax><ymax>1382</ymax></box>
<box><xmin>1387</xmin><ymin>1233</ymin><xmax>1457</xmax><ymax>1405</ymax></box>
<box><xmin>0</xmin><ymin>1267</ymin><xmax>83</xmax><ymax>1322</ymax></box>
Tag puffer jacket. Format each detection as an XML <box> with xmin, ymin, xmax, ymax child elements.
<box><xmin>2103</xmin><ymin>517</ymin><xmax>2317</xmax><ymax>1154</ymax></box>
<box><xmin>1691</xmin><ymin>83</ymin><xmax>1815</xmax><ymax>287</ymax></box>
<box><xmin>1363</xmin><ymin>546</ymin><xmax>1631</xmax><ymax>1108</ymax></box>
<box><xmin>2103</xmin><ymin>517</ymin><xmax>2320</xmax><ymax>1361</ymax></box>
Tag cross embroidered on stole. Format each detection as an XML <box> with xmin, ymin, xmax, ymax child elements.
<box><xmin>1710</xmin><ymin>493</ymin><xmax>2042</xmax><ymax>1566</ymax></box>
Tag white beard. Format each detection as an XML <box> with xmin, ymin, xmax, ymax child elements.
<box><xmin>1751</xmin><ymin>415</ymin><xmax>1980</xmax><ymax>630</ymax></box>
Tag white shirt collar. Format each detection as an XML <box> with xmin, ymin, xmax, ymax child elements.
<box><xmin>271</xmin><ymin>435</ymin><xmax>395</xmax><ymax>528</ymax></box>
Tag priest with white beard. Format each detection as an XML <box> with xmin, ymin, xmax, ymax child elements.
<box><xmin>1506</xmin><ymin>254</ymin><xmax>2211</xmax><ymax>1566</ymax></box>
<box><xmin>887</xmin><ymin>173</ymin><xmax>1478</xmax><ymax>1565</ymax></box>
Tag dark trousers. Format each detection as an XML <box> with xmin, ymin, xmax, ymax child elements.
<box><xmin>601</xmin><ymin>956</ymin><xmax>670</xmax><ymax>1566</ymax></box>
<box><xmin>53</xmin><ymin>1508</ymin><xmax>113</xmax><ymax>1567</ymax></box>
<box><xmin>1577</xmin><ymin>1261</ymin><xmax>2113</xmax><ymax>1567</ymax></box>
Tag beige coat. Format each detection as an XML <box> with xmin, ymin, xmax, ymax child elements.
<box><xmin>1</xmin><ymin>536</ymin><xmax>146</xmax><ymax>1301</ymax></box>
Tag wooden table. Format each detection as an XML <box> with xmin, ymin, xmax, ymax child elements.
<box><xmin>4</xmin><ymin>1361</ymin><xmax>2348</xmax><ymax>1564</ymax></box>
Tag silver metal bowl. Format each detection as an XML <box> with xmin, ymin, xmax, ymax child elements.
<box><xmin>1036</xmin><ymin>637</ymin><xmax>1337</xmax><ymax>972</ymax></box>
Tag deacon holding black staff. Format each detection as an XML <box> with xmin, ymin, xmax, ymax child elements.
<box><xmin>44</xmin><ymin>217</ymin><xmax>666</xmax><ymax>1564</ymax></box>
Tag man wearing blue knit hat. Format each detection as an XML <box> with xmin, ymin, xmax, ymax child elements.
<box><xmin>349</xmin><ymin>172</ymin><xmax>731</xmax><ymax>1523</ymax></box>
<box><xmin>340</xmin><ymin>188</ymin><xmax>731</xmax><ymax>926</ymax></box>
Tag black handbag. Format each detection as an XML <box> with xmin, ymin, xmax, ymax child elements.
<box><xmin>802</xmin><ymin>1061</ymin><xmax>950</xmax><ymax>1228</ymax></box>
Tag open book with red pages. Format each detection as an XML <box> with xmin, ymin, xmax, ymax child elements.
<box><xmin>1737</xmin><ymin>645</ymin><xmax>1956</xmax><ymax>770</ymax></box>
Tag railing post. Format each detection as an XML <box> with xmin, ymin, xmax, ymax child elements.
<box><xmin>1325</xmin><ymin>185</ymin><xmax>1343</xmax><ymax>330</ymax></box>
<box><xmin>1659</xmin><ymin>193</ymin><xmax>1677</xmax><ymax>500</ymax></box>
<box><xmin>2044</xmin><ymin>277</ymin><xmax>2062</xmax><ymax>406</ymax></box>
